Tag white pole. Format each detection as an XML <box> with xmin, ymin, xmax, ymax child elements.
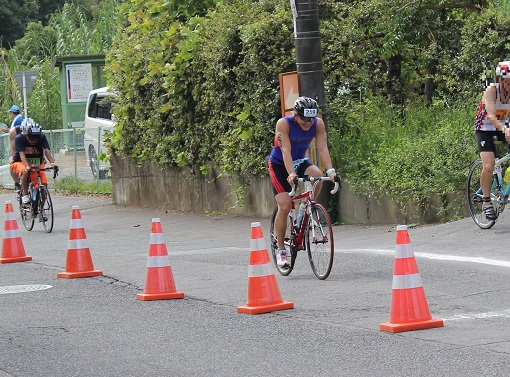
<box><xmin>22</xmin><ymin>72</ymin><xmax>28</xmax><ymax>118</ymax></box>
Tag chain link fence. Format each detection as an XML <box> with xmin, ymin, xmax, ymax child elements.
<box><xmin>0</xmin><ymin>127</ymin><xmax>113</xmax><ymax>190</ymax></box>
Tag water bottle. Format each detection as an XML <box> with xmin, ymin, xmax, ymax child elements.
<box><xmin>297</xmin><ymin>203</ymin><xmax>306</xmax><ymax>227</ymax></box>
<box><xmin>32</xmin><ymin>188</ymin><xmax>38</xmax><ymax>203</ymax></box>
<box><xmin>289</xmin><ymin>209</ymin><xmax>296</xmax><ymax>227</ymax></box>
<box><xmin>504</xmin><ymin>166</ymin><xmax>510</xmax><ymax>184</ymax></box>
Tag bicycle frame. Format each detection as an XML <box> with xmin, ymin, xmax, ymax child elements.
<box><xmin>472</xmin><ymin>153</ymin><xmax>510</xmax><ymax>206</ymax></box>
<box><xmin>269</xmin><ymin>175</ymin><xmax>339</xmax><ymax>279</ymax></box>
<box><xmin>17</xmin><ymin>166</ymin><xmax>56</xmax><ymax>233</ymax></box>
<box><xmin>288</xmin><ymin>176</ymin><xmax>340</xmax><ymax>249</ymax></box>
<box><xmin>492</xmin><ymin>153</ymin><xmax>510</xmax><ymax>203</ymax></box>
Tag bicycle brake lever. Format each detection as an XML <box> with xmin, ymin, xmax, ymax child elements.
<box><xmin>288</xmin><ymin>177</ymin><xmax>299</xmax><ymax>196</ymax></box>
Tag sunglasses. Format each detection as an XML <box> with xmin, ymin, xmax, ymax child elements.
<box><xmin>298</xmin><ymin>114</ymin><xmax>315</xmax><ymax>122</ymax></box>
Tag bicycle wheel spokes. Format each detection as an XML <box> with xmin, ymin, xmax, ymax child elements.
<box><xmin>306</xmin><ymin>203</ymin><xmax>334</xmax><ymax>280</ymax></box>
<box><xmin>39</xmin><ymin>186</ymin><xmax>54</xmax><ymax>233</ymax></box>
<box><xmin>269</xmin><ymin>205</ymin><xmax>295</xmax><ymax>276</ymax></box>
<box><xmin>19</xmin><ymin>201</ymin><xmax>35</xmax><ymax>231</ymax></box>
<box><xmin>467</xmin><ymin>159</ymin><xmax>495</xmax><ymax>229</ymax></box>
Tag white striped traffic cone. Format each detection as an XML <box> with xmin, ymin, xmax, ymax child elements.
<box><xmin>136</xmin><ymin>218</ymin><xmax>184</xmax><ymax>301</ymax></box>
<box><xmin>237</xmin><ymin>222</ymin><xmax>294</xmax><ymax>314</ymax></box>
<box><xmin>380</xmin><ymin>225</ymin><xmax>444</xmax><ymax>333</ymax></box>
<box><xmin>57</xmin><ymin>206</ymin><xmax>102</xmax><ymax>278</ymax></box>
<box><xmin>0</xmin><ymin>201</ymin><xmax>31</xmax><ymax>263</ymax></box>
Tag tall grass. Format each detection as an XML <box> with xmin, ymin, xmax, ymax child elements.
<box><xmin>0</xmin><ymin>0</ymin><xmax>119</xmax><ymax>128</ymax></box>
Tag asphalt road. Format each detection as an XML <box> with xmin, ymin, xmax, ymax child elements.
<box><xmin>0</xmin><ymin>192</ymin><xmax>510</xmax><ymax>376</ymax></box>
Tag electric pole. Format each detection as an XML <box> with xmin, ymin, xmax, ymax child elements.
<box><xmin>291</xmin><ymin>0</ymin><xmax>327</xmax><ymax>126</ymax></box>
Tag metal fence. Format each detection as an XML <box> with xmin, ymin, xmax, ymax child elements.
<box><xmin>0</xmin><ymin>127</ymin><xmax>113</xmax><ymax>190</ymax></box>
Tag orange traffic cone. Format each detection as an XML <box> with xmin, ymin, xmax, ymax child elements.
<box><xmin>237</xmin><ymin>222</ymin><xmax>294</xmax><ymax>314</ymax></box>
<box><xmin>136</xmin><ymin>218</ymin><xmax>184</xmax><ymax>301</ymax></box>
<box><xmin>380</xmin><ymin>225</ymin><xmax>444</xmax><ymax>333</ymax></box>
<box><xmin>0</xmin><ymin>201</ymin><xmax>32</xmax><ymax>263</ymax></box>
<box><xmin>57</xmin><ymin>206</ymin><xmax>103</xmax><ymax>279</ymax></box>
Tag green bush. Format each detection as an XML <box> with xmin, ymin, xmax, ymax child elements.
<box><xmin>328</xmin><ymin>96</ymin><xmax>478</xmax><ymax>216</ymax></box>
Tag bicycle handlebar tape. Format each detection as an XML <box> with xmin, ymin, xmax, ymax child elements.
<box><xmin>379</xmin><ymin>225</ymin><xmax>444</xmax><ymax>333</ymax></box>
<box><xmin>136</xmin><ymin>218</ymin><xmax>184</xmax><ymax>301</ymax></box>
<box><xmin>57</xmin><ymin>206</ymin><xmax>103</xmax><ymax>278</ymax></box>
<box><xmin>237</xmin><ymin>222</ymin><xmax>294</xmax><ymax>315</ymax></box>
<box><xmin>0</xmin><ymin>201</ymin><xmax>32</xmax><ymax>263</ymax></box>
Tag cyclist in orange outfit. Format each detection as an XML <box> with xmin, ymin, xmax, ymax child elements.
<box><xmin>268</xmin><ymin>97</ymin><xmax>337</xmax><ymax>267</ymax></box>
<box><xmin>10</xmin><ymin>118</ymin><xmax>58</xmax><ymax>205</ymax></box>
<box><xmin>474</xmin><ymin>61</ymin><xmax>510</xmax><ymax>220</ymax></box>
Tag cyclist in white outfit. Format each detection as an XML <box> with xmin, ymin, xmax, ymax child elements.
<box><xmin>474</xmin><ymin>61</ymin><xmax>510</xmax><ymax>220</ymax></box>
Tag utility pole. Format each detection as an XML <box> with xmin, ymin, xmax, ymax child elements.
<box><xmin>291</xmin><ymin>0</ymin><xmax>327</xmax><ymax>126</ymax></box>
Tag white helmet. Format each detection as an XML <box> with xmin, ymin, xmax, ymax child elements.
<box><xmin>20</xmin><ymin>118</ymin><xmax>41</xmax><ymax>136</ymax></box>
<box><xmin>495</xmin><ymin>61</ymin><xmax>510</xmax><ymax>78</ymax></box>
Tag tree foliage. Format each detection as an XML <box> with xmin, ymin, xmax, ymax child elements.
<box><xmin>106</xmin><ymin>0</ymin><xmax>294</xmax><ymax>176</ymax></box>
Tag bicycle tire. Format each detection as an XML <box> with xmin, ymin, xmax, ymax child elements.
<box><xmin>19</xmin><ymin>189</ymin><xmax>34</xmax><ymax>231</ymax></box>
<box><xmin>467</xmin><ymin>159</ymin><xmax>496</xmax><ymax>229</ymax></box>
<box><xmin>269</xmin><ymin>205</ymin><xmax>296</xmax><ymax>276</ymax></box>
<box><xmin>305</xmin><ymin>203</ymin><xmax>334</xmax><ymax>280</ymax></box>
<box><xmin>39</xmin><ymin>186</ymin><xmax>54</xmax><ymax>233</ymax></box>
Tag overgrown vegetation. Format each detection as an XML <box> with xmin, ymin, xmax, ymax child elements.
<box><xmin>0</xmin><ymin>0</ymin><xmax>118</xmax><ymax>129</ymax></box>
<box><xmin>4</xmin><ymin>0</ymin><xmax>510</xmax><ymax>220</ymax></box>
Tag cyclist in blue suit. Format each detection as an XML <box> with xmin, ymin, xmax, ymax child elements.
<box><xmin>268</xmin><ymin>97</ymin><xmax>337</xmax><ymax>267</ymax></box>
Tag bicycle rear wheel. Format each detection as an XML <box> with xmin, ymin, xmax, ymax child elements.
<box><xmin>19</xmin><ymin>193</ymin><xmax>34</xmax><ymax>231</ymax></box>
<box><xmin>39</xmin><ymin>186</ymin><xmax>54</xmax><ymax>233</ymax></box>
<box><xmin>305</xmin><ymin>203</ymin><xmax>334</xmax><ymax>280</ymax></box>
<box><xmin>467</xmin><ymin>159</ymin><xmax>496</xmax><ymax>229</ymax></box>
<box><xmin>269</xmin><ymin>205</ymin><xmax>296</xmax><ymax>276</ymax></box>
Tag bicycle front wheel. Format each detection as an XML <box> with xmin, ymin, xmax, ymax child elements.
<box><xmin>39</xmin><ymin>186</ymin><xmax>54</xmax><ymax>233</ymax></box>
<box><xmin>467</xmin><ymin>159</ymin><xmax>496</xmax><ymax>229</ymax></box>
<box><xmin>19</xmin><ymin>191</ymin><xmax>34</xmax><ymax>231</ymax></box>
<box><xmin>305</xmin><ymin>203</ymin><xmax>334</xmax><ymax>280</ymax></box>
<box><xmin>269</xmin><ymin>205</ymin><xmax>295</xmax><ymax>276</ymax></box>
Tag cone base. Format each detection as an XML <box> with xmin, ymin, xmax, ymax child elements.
<box><xmin>57</xmin><ymin>270</ymin><xmax>103</xmax><ymax>279</ymax></box>
<box><xmin>380</xmin><ymin>318</ymin><xmax>444</xmax><ymax>333</ymax></box>
<box><xmin>237</xmin><ymin>301</ymin><xmax>294</xmax><ymax>315</ymax></box>
<box><xmin>0</xmin><ymin>256</ymin><xmax>32</xmax><ymax>264</ymax></box>
<box><xmin>136</xmin><ymin>291</ymin><xmax>184</xmax><ymax>301</ymax></box>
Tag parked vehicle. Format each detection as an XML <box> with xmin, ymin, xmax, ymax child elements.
<box><xmin>84</xmin><ymin>87</ymin><xmax>116</xmax><ymax>179</ymax></box>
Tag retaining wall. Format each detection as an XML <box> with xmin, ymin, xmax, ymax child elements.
<box><xmin>111</xmin><ymin>155</ymin><xmax>468</xmax><ymax>224</ymax></box>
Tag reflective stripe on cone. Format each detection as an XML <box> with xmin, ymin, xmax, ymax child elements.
<box><xmin>0</xmin><ymin>200</ymin><xmax>31</xmax><ymax>263</ymax></box>
<box><xmin>136</xmin><ymin>218</ymin><xmax>184</xmax><ymax>301</ymax></box>
<box><xmin>57</xmin><ymin>206</ymin><xmax>102</xmax><ymax>278</ymax></box>
<box><xmin>237</xmin><ymin>222</ymin><xmax>294</xmax><ymax>315</ymax></box>
<box><xmin>380</xmin><ymin>225</ymin><xmax>443</xmax><ymax>333</ymax></box>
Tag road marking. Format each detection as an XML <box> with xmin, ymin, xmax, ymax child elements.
<box><xmin>443</xmin><ymin>309</ymin><xmax>510</xmax><ymax>321</ymax></box>
<box><xmin>0</xmin><ymin>285</ymin><xmax>53</xmax><ymax>294</ymax></box>
<box><xmin>336</xmin><ymin>248</ymin><xmax>510</xmax><ymax>268</ymax></box>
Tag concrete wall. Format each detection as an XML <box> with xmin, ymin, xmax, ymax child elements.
<box><xmin>111</xmin><ymin>155</ymin><xmax>468</xmax><ymax>224</ymax></box>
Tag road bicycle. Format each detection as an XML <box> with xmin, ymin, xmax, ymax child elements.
<box><xmin>467</xmin><ymin>151</ymin><xmax>510</xmax><ymax>229</ymax></box>
<box><xmin>269</xmin><ymin>175</ymin><xmax>341</xmax><ymax>280</ymax></box>
<box><xmin>16</xmin><ymin>166</ymin><xmax>58</xmax><ymax>233</ymax></box>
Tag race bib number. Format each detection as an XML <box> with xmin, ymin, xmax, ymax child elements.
<box><xmin>303</xmin><ymin>108</ymin><xmax>317</xmax><ymax>117</ymax></box>
<box><xmin>496</xmin><ymin>109</ymin><xmax>510</xmax><ymax>120</ymax></box>
<box><xmin>27</xmin><ymin>158</ymin><xmax>39</xmax><ymax>167</ymax></box>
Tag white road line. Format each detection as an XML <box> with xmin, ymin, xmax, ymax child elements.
<box><xmin>336</xmin><ymin>248</ymin><xmax>510</xmax><ymax>268</ymax></box>
<box><xmin>443</xmin><ymin>309</ymin><xmax>510</xmax><ymax>321</ymax></box>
